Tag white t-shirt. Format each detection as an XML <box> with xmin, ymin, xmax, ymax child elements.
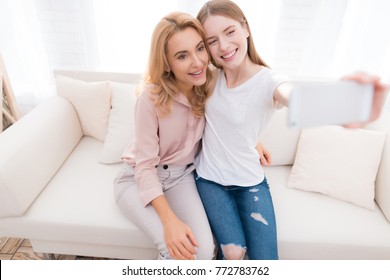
<box><xmin>195</xmin><ymin>67</ymin><xmax>288</xmax><ymax>186</ymax></box>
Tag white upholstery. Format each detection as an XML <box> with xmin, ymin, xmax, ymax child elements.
<box><xmin>100</xmin><ymin>81</ymin><xmax>137</xmax><ymax>164</ymax></box>
<box><xmin>267</xmin><ymin>166</ymin><xmax>390</xmax><ymax>259</ymax></box>
<box><xmin>0</xmin><ymin>137</ymin><xmax>157</xmax><ymax>259</ymax></box>
<box><xmin>0</xmin><ymin>70</ymin><xmax>389</xmax><ymax>260</ymax></box>
<box><xmin>259</xmin><ymin>107</ymin><xmax>301</xmax><ymax>166</ymax></box>
<box><xmin>55</xmin><ymin>75</ymin><xmax>111</xmax><ymax>141</ymax></box>
<box><xmin>287</xmin><ymin>126</ymin><xmax>386</xmax><ymax>210</ymax></box>
<box><xmin>364</xmin><ymin>112</ymin><xmax>390</xmax><ymax>223</ymax></box>
<box><xmin>0</xmin><ymin>98</ymin><xmax>82</xmax><ymax>217</ymax></box>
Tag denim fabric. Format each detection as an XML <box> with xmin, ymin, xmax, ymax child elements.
<box><xmin>195</xmin><ymin>172</ymin><xmax>278</xmax><ymax>260</ymax></box>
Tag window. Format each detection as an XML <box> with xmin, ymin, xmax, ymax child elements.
<box><xmin>1</xmin><ymin>0</ymin><xmax>389</xmax><ymax>112</ymax></box>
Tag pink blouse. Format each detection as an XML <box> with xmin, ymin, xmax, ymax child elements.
<box><xmin>122</xmin><ymin>87</ymin><xmax>205</xmax><ymax>206</ymax></box>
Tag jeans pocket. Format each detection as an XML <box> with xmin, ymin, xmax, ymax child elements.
<box><xmin>194</xmin><ymin>174</ymin><xmax>214</xmax><ymax>184</ymax></box>
<box><xmin>114</xmin><ymin>164</ymin><xmax>134</xmax><ymax>184</ymax></box>
<box><xmin>260</xmin><ymin>177</ymin><xmax>270</xmax><ymax>189</ymax></box>
<box><xmin>157</xmin><ymin>170</ymin><xmax>170</xmax><ymax>183</ymax></box>
<box><xmin>113</xmin><ymin>165</ymin><xmax>136</xmax><ymax>202</ymax></box>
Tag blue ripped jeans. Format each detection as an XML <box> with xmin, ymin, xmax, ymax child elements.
<box><xmin>195</xmin><ymin>173</ymin><xmax>278</xmax><ymax>260</ymax></box>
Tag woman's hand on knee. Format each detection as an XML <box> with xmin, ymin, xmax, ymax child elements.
<box><xmin>151</xmin><ymin>196</ymin><xmax>199</xmax><ymax>259</ymax></box>
<box><xmin>164</xmin><ymin>217</ymin><xmax>199</xmax><ymax>260</ymax></box>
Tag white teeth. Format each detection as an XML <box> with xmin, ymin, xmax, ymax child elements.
<box><xmin>191</xmin><ymin>70</ymin><xmax>202</xmax><ymax>75</ymax></box>
<box><xmin>223</xmin><ymin>50</ymin><xmax>236</xmax><ymax>59</ymax></box>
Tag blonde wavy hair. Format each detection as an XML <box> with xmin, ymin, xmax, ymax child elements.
<box><xmin>197</xmin><ymin>0</ymin><xmax>269</xmax><ymax>69</ymax></box>
<box><xmin>141</xmin><ymin>12</ymin><xmax>214</xmax><ymax>117</ymax></box>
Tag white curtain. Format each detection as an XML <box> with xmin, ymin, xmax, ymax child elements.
<box><xmin>297</xmin><ymin>0</ymin><xmax>348</xmax><ymax>78</ymax></box>
<box><xmin>0</xmin><ymin>0</ymin><xmax>53</xmax><ymax>112</ymax></box>
<box><xmin>272</xmin><ymin>0</ymin><xmax>390</xmax><ymax>110</ymax></box>
<box><xmin>92</xmin><ymin>0</ymin><xmax>180</xmax><ymax>73</ymax></box>
<box><xmin>92</xmin><ymin>0</ymin><xmax>280</xmax><ymax>73</ymax></box>
<box><xmin>336</xmin><ymin>0</ymin><xmax>390</xmax><ymax>110</ymax></box>
<box><xmin>1</xmin><ymin>0</ymin><xmax>389</xmax><ymax>112</ymax></box>
<box><xmin>331</xmin><ymin>0</ymin><xmax>390</xmax><ymax>83</ymax></box>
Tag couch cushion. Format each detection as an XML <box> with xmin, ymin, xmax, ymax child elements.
<box><xmin>55</xmin><ymin>75</ymin><xmax>111</xmax><ymax>142</ymax></box>
<box><xmin>364</xmin><ymin>110</ymin><xmax>390</xmax><ymax>222</ymax></box>
<box><xmin>0</xmin><ymin>98</ymin><xmax>82</xmax><ymax>217</ymax></box>
<box><xmin>0</xmin><ymin>137</ymin><xmax>157</xmax><ymax>259</ymax></box>
<box><xmin>259</xmin><ymin>107</ymin><xmax>301</xmax><ymax>166</ymax></box>
<box><xmin>265</xmin><ymin>166</ymin><xmax>390</xmax><ymax>259</ymax></box>
<box><xmin>287</xmin><ymin>126</ymin><xmax>386</xmax><ymax>210</ymax></box>
<box><xmin>99</xmin><ymin>81</ymin><xmax>137</xmax><ymax>164</ymax></box>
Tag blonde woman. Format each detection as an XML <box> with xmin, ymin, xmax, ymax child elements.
<box><xmin>113</xmin><ymin>12</ymin><xmax>215</xmax><ymax>260</ymax></box>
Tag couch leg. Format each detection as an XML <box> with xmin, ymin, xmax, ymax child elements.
<box><xmin>42</xmin><ymin>253</ymin><xmax>56</xmax><ymax>260</ymax></box>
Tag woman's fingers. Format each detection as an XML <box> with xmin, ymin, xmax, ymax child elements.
<box><xmin>169</xmin><ymin>242</ymin><xmax>196</xmax><ymax>260</ymax></box>
<box><xmin>167</xmin><ymin>232</ymin><xmax>198</xmax><ymax>260</ymax></box>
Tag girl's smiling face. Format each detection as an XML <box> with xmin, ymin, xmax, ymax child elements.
<box><xmin>203</xmin><ymin>14</ymin><xmax>249</xmax><ymax>70</ymax></box>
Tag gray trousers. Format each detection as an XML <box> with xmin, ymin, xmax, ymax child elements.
<box><xmin>113</xmin><ymin>163</ymin><xmax>214</xmax><ymax>260</ymax></box>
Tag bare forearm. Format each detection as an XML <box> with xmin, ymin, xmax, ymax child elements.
<box><xmin>274</xmin><ymin>82</ymin><xmax>293</xmax><ymax>107</ymax></box>
<box><xmin>150</xmin><ymin>195</ymin><xmax>198</xmax><ymax>260</ymax></box>
<box><xmin>151</xmin><ymin>195</ymin><xmax>177</xmax><ymax>224</ymax></box>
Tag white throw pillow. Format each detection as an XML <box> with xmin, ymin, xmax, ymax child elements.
<box><xmin>287</xmin><ymin>126</ymin><xmax>386</xmax><ymax>210</ymax></box>
<box><xmin>99</xmin><ymin>81</ymin><xmax>138</xmax><ymax>164</ymax></box>
<box><xmin>55</xmin><ymin>75</ymin><xmax>111</xmax><ymax>141</ymax></box>
<box><xmin>259</xmin><ymin>107</ymin><xmax>301</xmax><ymax>166</ymax></box>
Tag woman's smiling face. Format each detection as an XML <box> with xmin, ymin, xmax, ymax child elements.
<box><xmin>166</xmin><ymin>27</ymin><xmax>209</xmax><ymax>94</ymax></box>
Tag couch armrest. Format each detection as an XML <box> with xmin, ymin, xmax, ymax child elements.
<box><xmin>0</xmin><ymin>97</ymin><xmax>82</xmax><ymax>217</ymax></box>
<box><xmin>365</xmin><ymin>110</ymin><xmax>390</xmax><ymax>222</ymax></box>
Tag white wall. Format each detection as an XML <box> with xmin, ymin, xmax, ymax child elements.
<box><xmin>2</xmin><ymin>0</ymin><xmax>389</xmax><ymax>112</ymax></box>
<box><xmin>35</xmin><ymin>0</ymin><xmax>98</xmax><ymax>70</ymax></box>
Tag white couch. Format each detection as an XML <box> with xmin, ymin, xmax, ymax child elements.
<box><xmin>1</xmin><ymin>70</ymin><xmax>389</xmax><ymax>260</ymax></box>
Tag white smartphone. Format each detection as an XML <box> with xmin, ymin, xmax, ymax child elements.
<box><xmin>288</xmin><ymin>80</ymin><xmax>373</xmax><ymax>128</ymax></box>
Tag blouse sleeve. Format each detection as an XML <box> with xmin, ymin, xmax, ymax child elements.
<box><xmin>133</xmin><ymin>89</ymin><xmax>163</xmax><ymax>207</ymax></box>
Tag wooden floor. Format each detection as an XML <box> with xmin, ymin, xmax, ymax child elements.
<box><xmin>0</xmin><ymin>237</ymin><xmax>112</xmax><ymax>260</ymax></box>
